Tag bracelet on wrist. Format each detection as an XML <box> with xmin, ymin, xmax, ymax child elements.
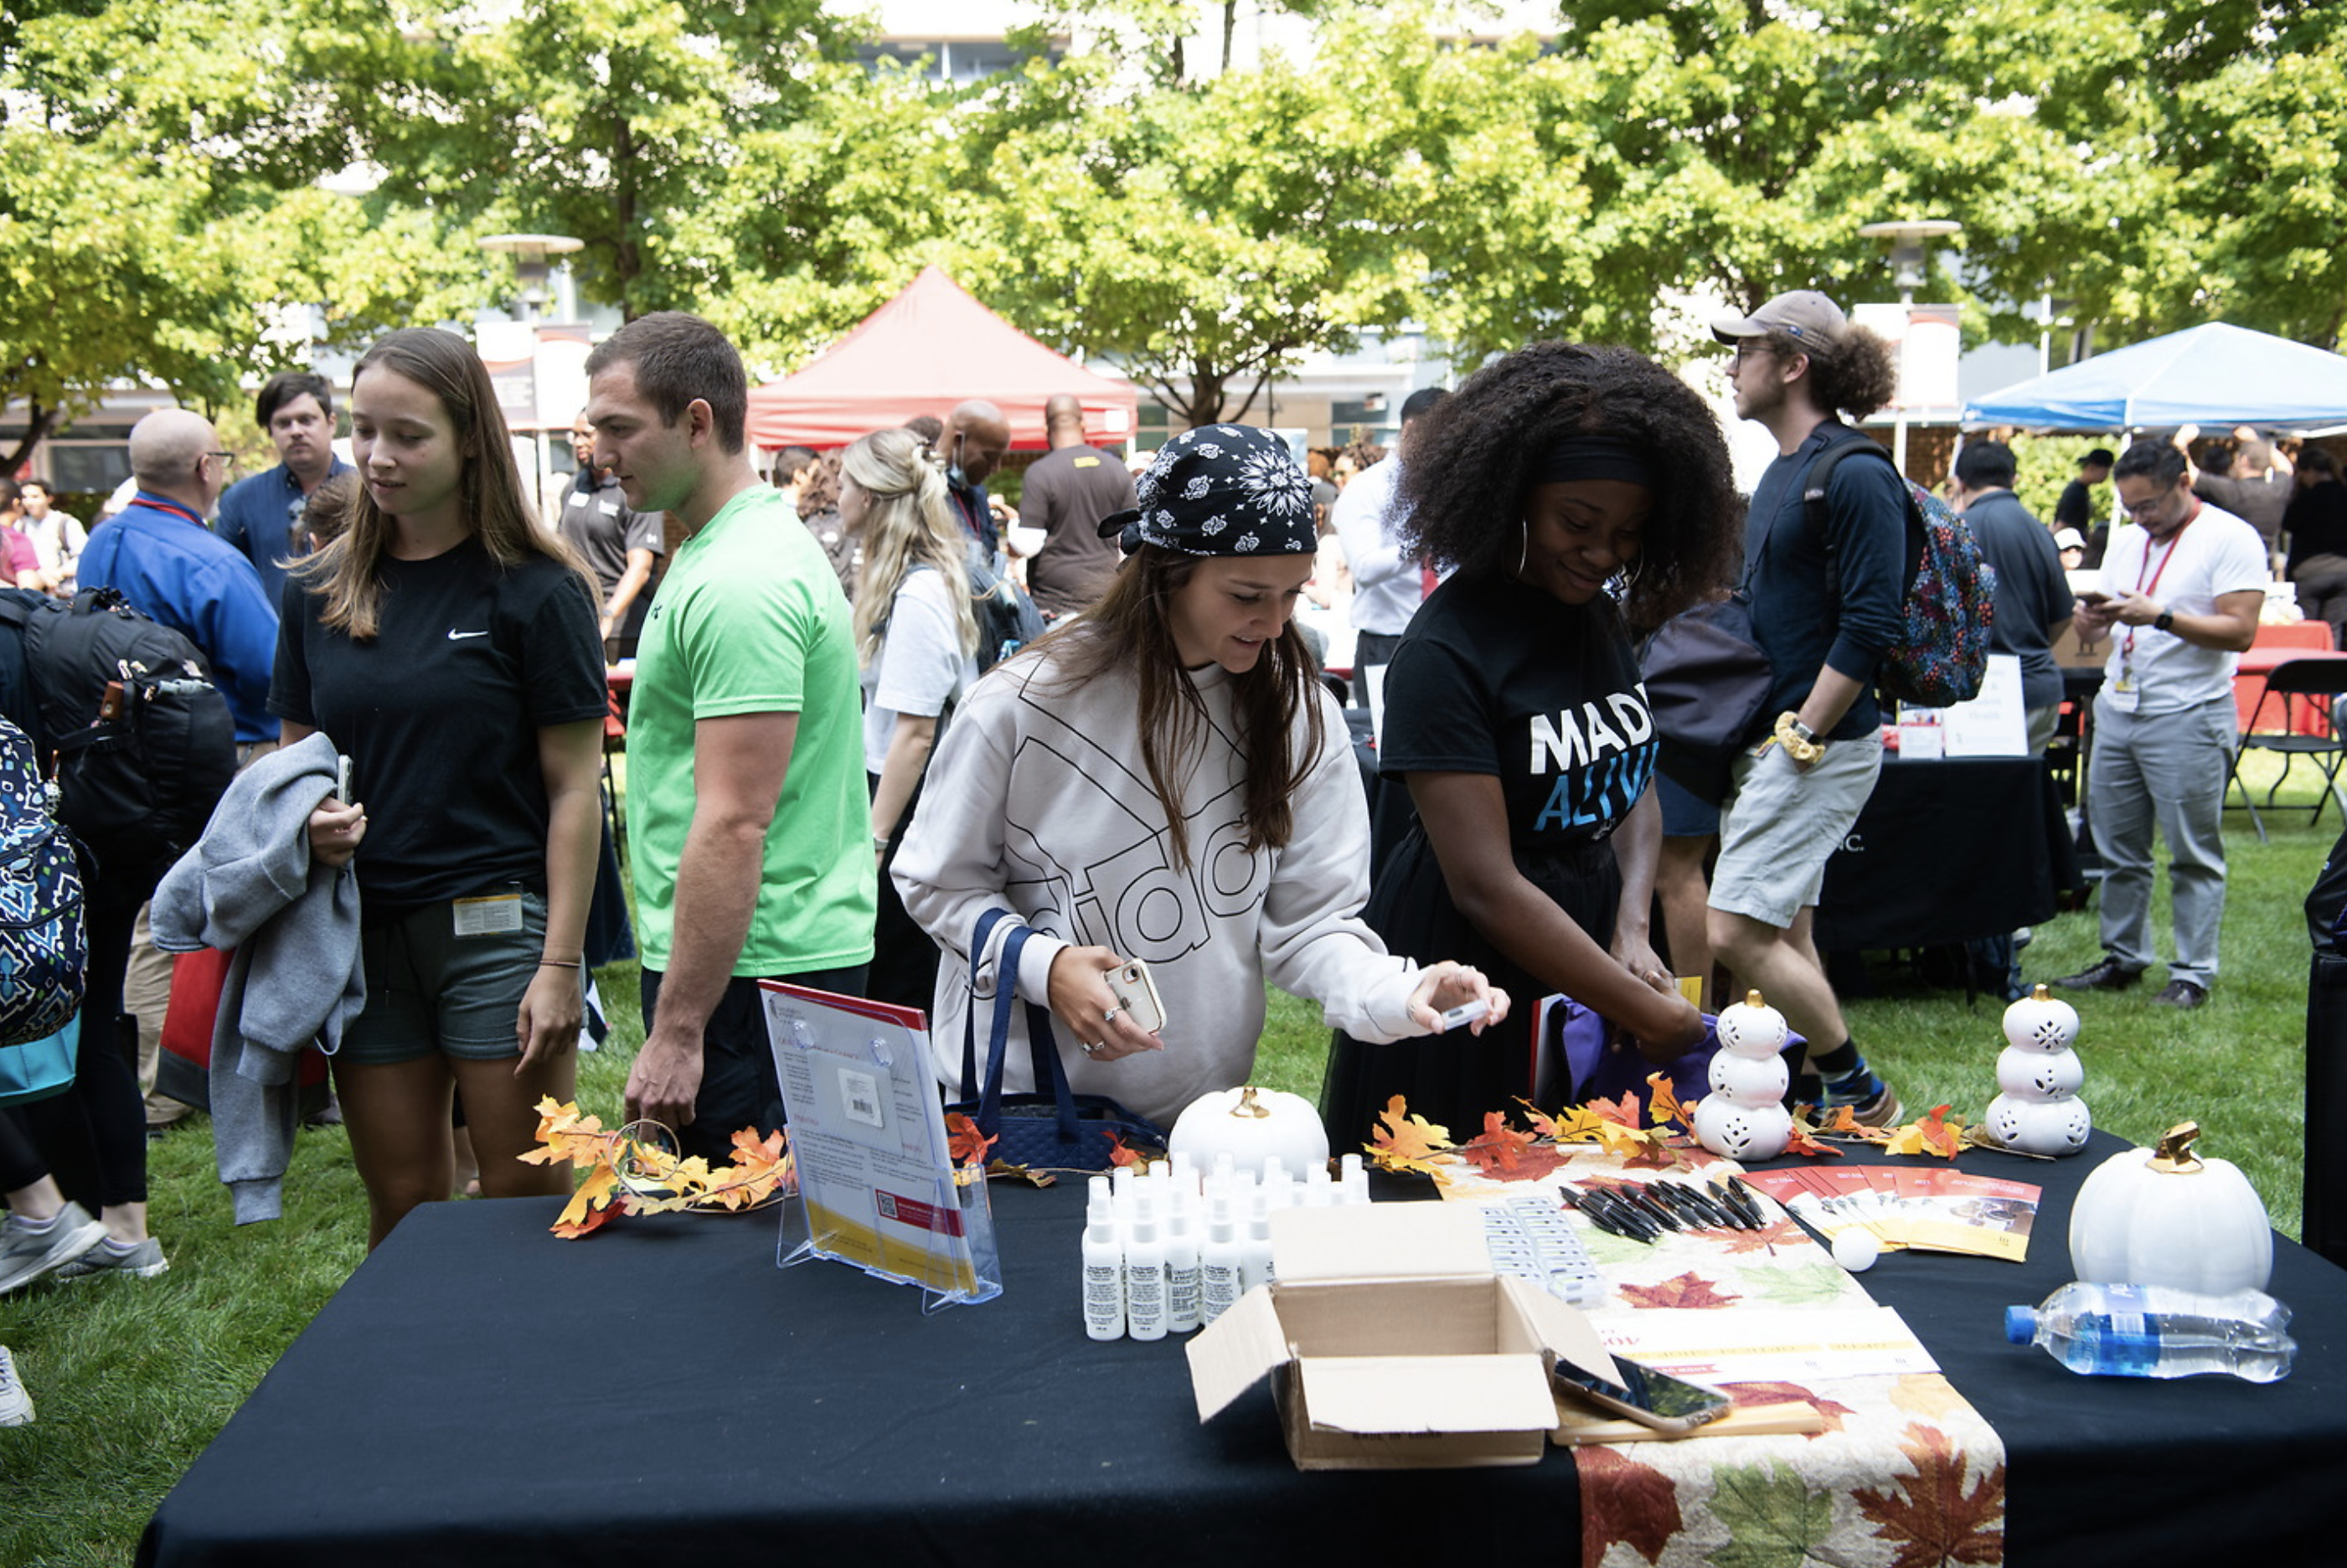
<box><xmin>537</xmin><ymin>957</ymin><xmax>583</xmax><ymax>970</ymax></box>
<box><xmin>873</xmin><ymin>833</ymin><xmax>893</xmax><ymax>853</ymax></box>
<box><xmin>1773</xmin><ymin>710</ymin><xmax>1825</xmax><ymax>763</ymax></box>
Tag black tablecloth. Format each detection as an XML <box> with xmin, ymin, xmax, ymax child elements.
<box><xmin>1815</xmin><ymin>756</ymin><xmax>2082</xmax><ymax>952</ymax></box>
<box><xmin>141</xmin><ymin>1132</ymin><xmax>2347</xmax><ymax>1566</ymax></box>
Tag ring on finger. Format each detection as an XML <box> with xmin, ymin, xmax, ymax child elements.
<box><xmin>1080</xmin><ymin>1039</ymin><xmax>1103</xmax><ymax>1055</ymax></box>
<box><xmin>1102</xmin><ymin>1005</ymin><xmax>1122</xmax><ymax>1025</ymax></box>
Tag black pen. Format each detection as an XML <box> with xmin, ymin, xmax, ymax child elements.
<box><xmin>1581</xmin><ymin>1189</ymin><xmax>1658</xmax><ymax>1241</ymax></box>
<box><xmin>1673</xmin><ymin>1182</ymin><xmax>1745</xmax><ymax>1230</ymax></box>
<box><xmin>1563</xmin><ymin>1187</ymin><xmax>1648</xmax><ymax>1243</ymax></box>
<box><xmin>1627</xmin><ymin>1189</ymin><xmax>1683</xmax><ymax>1231</ymax></box>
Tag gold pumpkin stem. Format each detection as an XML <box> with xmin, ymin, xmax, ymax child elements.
<box><xmin>2031</xmin><ymin>983</ymin><xmax>2051</xmax><ymax>1002</ymax></box>
<box><xmin>2147</xmin><ymin>1121</ymin><xmax>2205</xmax><ymax>1174</ymax></box>
<box><xmin>1234</xmin><ymin>1086</ymin><xmax>1270</xmax><ymax>1119</ymax></box>
<box><xmin>1746</xmin><ymin>989</ymin><xmax>1764</xmax><ymax>1009</ymax></box>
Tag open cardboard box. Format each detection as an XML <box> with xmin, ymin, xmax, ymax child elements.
<box><xmin>1185</xmin><ymin>1204</ymin><xmax>1623</xmax><ymax>1471</ymax></box>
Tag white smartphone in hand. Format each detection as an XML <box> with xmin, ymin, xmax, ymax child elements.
<box><xmin>1105</xmin><ymin>958</ymin><xmax>1167</xmax><ymax>1035</ymax></box>
<box><xmin>336</xmin><ymin>754</ymin><xmax>353</xmax><ymax>803</ymax></box>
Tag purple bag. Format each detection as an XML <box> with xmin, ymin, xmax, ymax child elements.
<box><xmin>1544</xmin><ymin>998</ymin><xmax>1807</xmax><ymax>1117</ymax></box>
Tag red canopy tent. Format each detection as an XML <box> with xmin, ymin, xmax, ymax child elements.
<box><xmin>743</xmin><ymin>266</ymin><xmax>1138</xmax><ymax>451</ymax></box>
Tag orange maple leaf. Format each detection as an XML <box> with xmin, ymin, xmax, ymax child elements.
<box><xmin>552</xmin><ymin>1163</ymin><xmax>621</xmax><ymax>1236</ymax></box>
<box><xmin>1367</xmin><ymin>1096</ymin><xmax>1455</xmax><ymax>1173</ymax></box>
<box><xmin>1614</xmin><ymin>1132</ymin><xmax>1687</xmax><ymax>1173</ymax></box>
<box><xmin>550</xmin><ymin>1201</ymin><xmax>621</xmax><ymax>1240</ymax></box>
<box><xmin>1818</xmin><ymin>1104</ymin><xmax>1893</xmax><ymax>1144</ymax></box>
<box><xmin>1103</xmin><ymin>1129</ymin><xmax>1147</xmax><ymax>1168</ymax></box>
<box><xmin>1514</xmin><ymin>1097</ymin><xmax>1567</xmax><ymax>1140</ymax></box>
<box><xmin>1618</xmin><ymin>1271</ymin><xmax>1742</xmax><ymax>1310</ymax></box>
<box><xmin>1457</xmin><ymin>1112</ymin><xmax>1568</xmax><ymax>1182</ymax></box>
<box><xmin>1644</xmin><ymin>1071</ymin><xmax>1695</xmax><ymax>1132</ymax></box>
<box><xmin>1715</xmin><ymin>1380</ymin><xmax>1856</xmax><ymax>1436</ymax></box>
<box><xmin>944</xmin><ymin>1112</ymin><xmax>998</xmax><ymax>1168</ymax></box>
<box><xmin>1588</xmin><ymin>1091</ymin><xmax>1643</xmax><ymax>1128</ymax></box>
<box><xmin>1576</xmin><ymin>1446</ymin><xmax>1684</xmax><ymax>1565</ymax></box>
<box><xmin>1883</xmin><ymin>1105</ymin><xmax>1966</xmax><ymax>1159</ymax></box>
<box><xmin>1782</xmin><ymin>1120</ymin><xmax>1844</xmax><ymax>1159</ymax></box>
<box><xmin>1852</xmin><ymin>1422</ymin><xmax>2007</xmax><ymax>1568</ymax></box>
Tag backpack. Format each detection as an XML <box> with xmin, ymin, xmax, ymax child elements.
<box><xmin>1804</xmin><ymin>436</ymin><xmax>1998</xmax><ymax>709</ymax></box>
<box><xmin>967</xmin><ymin>549</ymin><xmax>1044</xmax><ymax>673</ymax></box>
<box><xmin>0</xmin><ymin>588</ymin><xmax>237</xmax><ymax>879</ymax></box>
<box><xmin>0</xmin><ymin>714</ymin><xmax>86</xmax><ymax>1050</ymax></box>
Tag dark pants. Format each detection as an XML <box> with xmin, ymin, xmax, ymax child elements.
<box><xmin>639</xmin><ymin>962</ymin><xmax>867</xmax><ymax>1166</ymax></box>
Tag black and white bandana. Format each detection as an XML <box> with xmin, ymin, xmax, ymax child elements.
<box><xmin>1097</xmin><ymin>424</ymin><xmax>1319</xmax><ymax>558</ymax></box>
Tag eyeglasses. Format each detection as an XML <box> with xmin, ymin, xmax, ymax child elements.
<box><xmin>2121</xmin><ymin>486</ymin><xmax>2181</xmax><ymax>516</ymax></box>
<box><xmin>1730</xmin><ymin>342</ymin><xmax>1772</xmax><ymax>365</ymax></box>
<box><xmin>204</xmin><ymin>451</ymin><xmax>237</xmax><ymax>473</ymax></box>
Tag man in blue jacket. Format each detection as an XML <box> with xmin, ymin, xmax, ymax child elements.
<box><xmin>214</xmin><ymin>371</ymin><xmax>352</xmax><ymax>610</ymax></box>
<box><xmin>1707</xmin><ymin>290</ymin><xmax>1906</xmax><ymax>1126</ymax></box>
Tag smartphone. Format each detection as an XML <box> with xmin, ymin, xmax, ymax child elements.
<box><xmin>1552</xmin><ymin>1354</ymin><xmax>1734</xmax><ymax>1434</ymax></box>
<box><xmin>1105</xmin><ymin>958</ymin><xmax>1167</xmax><ymax>1034</ymax></box>
<box><xmin>2074</xmin><ymin>590</ymin><xmax>2112</xmax><ymax>606</ymax></box>
<box><xmin>335</xmin><ymin>754</ymin><xmax>353</xmax><ymax>804</ymax></box>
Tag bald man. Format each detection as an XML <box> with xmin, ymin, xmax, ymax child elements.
<box><xmin>79</xmin><ymin>409</ymin><xmax>280</xmax><ymax>748</ymax></box>
<box><xmin>936</xmin><ymin>399</ymin><xmax>1011</xmax><ymax>559</ymax></box>
<box><xmin>1019</xmin><ymin>394</ymin><xmax>1133</xmax><ymax>616</ymax></box>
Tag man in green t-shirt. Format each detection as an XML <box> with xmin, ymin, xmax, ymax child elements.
<box><xmin>585</xmin><ymin>312</ymin><xmax>874</xmax><ymax>1159</ymax></box>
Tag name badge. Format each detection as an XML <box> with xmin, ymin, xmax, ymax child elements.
<box><xmin>2107</xmin><ymin>666</ymin><xmax>2139</xmax><ymax>714</ymax></box>
<box><xmin>453</xmin><ymin>893</ymin><xmax>524</xmax><ymax>938</ymax></box>
<box><xmin>597</xmin><ymin>500</ymin><xmax>620</xmax><ymax>515</ymax></box>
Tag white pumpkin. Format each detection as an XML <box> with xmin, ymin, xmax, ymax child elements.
<box><xmin>1168</xmin><ymin>1085</ymin><xmax>1328</xmax><ymax>1179</ymax></box>
<box><xmin>2001</xmin><ymin>984</ymin><xmax>2081</xmax><ymax>1053</ymax></box>
<box><xmin>1994</xmin><ymin>1044</ymin><xmax>2086</xmax><ymax>1101</ymax></box>
<box><xmin>1985</xmin><ymin>1092</ymin><xmax>2092</xmax><ymax>1157</ymax></box>
<box><xmin>1707</xmin><ymin>1049</ymin><xmax>1790</xmax><ymax>1103</ymax></box>
<box><xmin>2068</xmin><ymin>1122</ymin><xmax>2272</xmax><ymax>1294</ymax></box>
<box><xmin>1693</xmin><ymin>1095</ymin><xmax>1792</xmax><ymax>1162</ymax></box>
<box><xmin>1715</xmin><ymin>989</ymin><xmax>1791</xmax><ymax>1057</ymax></box>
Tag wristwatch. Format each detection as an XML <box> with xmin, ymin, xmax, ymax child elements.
<box><xmin>2154</xmin><ymin>610</ymin><xmax>2176</xmax><ymax>633</ymax></box>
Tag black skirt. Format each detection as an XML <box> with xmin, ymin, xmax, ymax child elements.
<box><xmin>1319</xmin><ymin>825</ymin><xmax>1621</xmax><ymax>1152</ymax></box>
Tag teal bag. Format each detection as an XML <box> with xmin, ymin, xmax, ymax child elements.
<box><xmin>0</xmin><ymin>1013</ymin><xmax>76</xmax><ymax>1107</ymax></box>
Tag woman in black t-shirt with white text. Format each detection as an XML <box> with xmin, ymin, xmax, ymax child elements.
<box><xmin>1321</xmin><ymin>345</ymin><xmax>1741</xmax><ymax>1143</ymax></box>
<box><xmin>272</xmin><ymin>328</ymin><xmax>607</xmax><ymax>1249</ymax></box>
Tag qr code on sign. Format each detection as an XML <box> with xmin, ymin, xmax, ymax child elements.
<box><xmin>877</xmin><ymin>1192</ymin><xmax>899</xmax><ymax>1221</ymax></box>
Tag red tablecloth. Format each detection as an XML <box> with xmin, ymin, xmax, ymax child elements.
<box><xmin>2236</xmin><ymin>635</ymin><xmax>2347</xmax><ymax>735</ymax></box>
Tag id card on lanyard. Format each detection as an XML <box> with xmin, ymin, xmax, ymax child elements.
<box><xmin>2111</xmin><ymin>511</ymin><xmax>2195</xmax><ymax>713</ymax></box>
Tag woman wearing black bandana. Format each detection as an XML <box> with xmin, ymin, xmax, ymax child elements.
<box><xmin>892</xmin><ymin>425</ymin><xmax>1509</xmax><ymax>1127</ymax></box>
<box><xmin>1319</xmin><ymin>344</ymin><xmax>1742</xmax><ymax>1147</ymax></box>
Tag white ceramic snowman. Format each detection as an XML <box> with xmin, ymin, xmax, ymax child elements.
<box><xmin>1693</xmin><ymin>989</ymin><xmax>1792</xmax><ymax>1162</ymax></box>
<box><xmin>1984</xmin><ymin>984</ymin><xmax>2092</xmax><ymax>1156</ymax></box>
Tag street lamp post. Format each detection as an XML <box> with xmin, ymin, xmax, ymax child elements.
<box><xmin>478</xmin><ymin>233</ymin><xmax>585</xmax><ymax>323</ymax></box>
<box><xmin>1856</xmin><ymin>218</ymin><xmax>1962</xmax><ymax>474</ymax></box>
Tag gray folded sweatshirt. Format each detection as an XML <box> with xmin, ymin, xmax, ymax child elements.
<box><xmin>151</xmin><ymin>733</ymin><xmax>364</xmax><ymax>1224</ymax></box>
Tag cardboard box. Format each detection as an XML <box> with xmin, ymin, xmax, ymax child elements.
<box><xmin>1184</xmin><ymin>1204</ymin><xmax>1620</xmax><ymax>1471</ymax></box>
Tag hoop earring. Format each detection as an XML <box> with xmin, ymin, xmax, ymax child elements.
<box><xmin>1615</xmin><ymin>554</ymin><xmax>1643</xmax><ymax>594</ymax></box>
<box><xmin>1516</xmin><ymin>519</ymin><xmax>1529</xmax><ymax>579</ymax></box>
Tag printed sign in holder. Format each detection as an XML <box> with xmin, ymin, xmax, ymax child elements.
<box><xmin>761</xmin><ymin>983</ymin><xmax>1002</xmax><ymax>1314</ymax></box>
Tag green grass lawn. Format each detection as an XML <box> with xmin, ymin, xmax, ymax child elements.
<box><xmin>3</xmin><ymin>757</ymin><xmax>2339</xmax><ymax>1565</ymax></box>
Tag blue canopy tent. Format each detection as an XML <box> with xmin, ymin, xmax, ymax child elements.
<box><xmin>1963</xmin><ymin>322</ymin><xmax>2347</xmax><ymax>431</ymax></box>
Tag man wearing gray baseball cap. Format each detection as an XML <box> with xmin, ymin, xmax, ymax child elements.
<box><xmin>1705</xmin><ymin>288</ymin><xmax>1907</xmax><ymax>1125</ymax></box>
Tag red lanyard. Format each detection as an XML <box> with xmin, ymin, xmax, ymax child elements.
<box><xmin>133</xmin><ymin>496</ymin><xmax>208</xmax><ymax>529</ymax></box>
<box><xmin>2122</xmin><ymin>505</ymin><xmax>2199</xmax><ymax>660</ymax></box>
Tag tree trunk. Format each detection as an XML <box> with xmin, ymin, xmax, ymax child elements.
<box><xmin>1221</xmin><ymin>0</ymin><xmax>1237</xmax><ymax>74</ymax></box>
<box><xmin>1</xmin><ymin>402</ymin><xmax>59</xmax><ymax>478</ymax></box>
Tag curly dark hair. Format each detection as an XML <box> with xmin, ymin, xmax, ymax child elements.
<box><xmin>1757</xmin><ymin>323</ymin><xmax>1900</xmax><ymax>422</ymax></box>
<box><xmin>1395</xmin><ymin>343</ymin><xmax>1740</xmax><ymax>633</ymax></box>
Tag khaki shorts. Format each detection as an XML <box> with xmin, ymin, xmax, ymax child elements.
<box><xmin>1709</xmin><ymin>734</ymin><xmax>1885</xmax><ymax>930</ymax></box>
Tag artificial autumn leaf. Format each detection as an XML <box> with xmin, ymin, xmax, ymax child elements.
<box><xmin>1644</xmin><ymin>1071</ymin><xmax>1694</xmax><ymax>1132</ymax></box>
<box><xmin>1543</xmin><ymin>1104</ymin><xmax>1620</xmax><ymax>1145</ymax></box>
<box><xmin>1576</xmin><ymin>1445</ymin><xmax>1684</xmax><ymax>1566</ymax></box>
<box><xmin>1618</xmin><ymin>1271</ymin><xmax>1742</xmax><ymax>1310</ymax></box>
<box><xmin>1613</xmin><ymin>1134</ymin><xmax>1687</xmax><ymax>1173</ymax></box>
<box><xmin>555</xmin><ymin>1163</ymin><xmax>620</xmax><ymax>1234</ymax></box>
<box><xmin>1852</xmin><ymin>1422</ymin><xmax>2007</xmax><ymax>1568</ymax></box>
<box><xmin>1587</xmin><ymin>1091</ymin><xmax>1643</xmax><ymax>1128</ymax></box>
<box><xmin>945</xmin><ymin>1112</ymin><xmax>998</xmax><ymax>1169</ymax></box>
<box><xmin>1714</xmin><ymin>1381</ymin><xmax>1856</xmax><ymax>1436</ymax></box>
<box><xmin>1103</xmin><ymin>1129</ymin><xmax>1147</xmax><ymax>1168</ymax></box>
<box><xmin>519</xmin><ymin>1097</ymin><xmax>621</xmax><ymax>1169</ymax></box>
<box><xmin>1882</xmin><ymin>1106</ymin><xmax>1965</xmax><ymax>1160</ymax></box>
<box><xmin>550</xmin><ymin>1199</ymin><xmax>621</xmax><ymax>1240</ymax></box>
<box><xmin>1705</xmin><ymin>1459</ymin><xmax>1839</xmax><ymax>1568</ymax></box>
<box><xmin>1515</xmin><ymin>1097</ymin><xmax>1568</xmax><ymax>1140</ymax></box>
<box><xmin>1457</xmin><ymin>1112</ymin><xmax>1569</xmax><ymax>1182</ymax></box>
<box><xmin>1782</xmin><ymin>1120</ymin><xmax>1844</xmax><ymax>1160</ymax></box>
<box><xmin>1367</xmin><ymin>1096</ymin><xmax>1455</xmax><ymax>1173</ymax></box>
<box><xmin>988</xmin><ymin>1158</ymin><xmax>1055</xmax><ymax>1188</ymax></box>
<box><xmin>1818</xmin><ymin>1104</ymin><xmax>1893</xmax><ymax>1144</ymax></box>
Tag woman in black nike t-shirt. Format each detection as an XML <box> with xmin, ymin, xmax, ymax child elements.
<box><xmin>1321</xmin><ymin>344</ymin><xmax>1741</xmax><ymax>1144</ymax></box>
<box><xmin>271</xmin><ymin>328</ymin><xmax>608</xmax><ymax>1249</ymax></box>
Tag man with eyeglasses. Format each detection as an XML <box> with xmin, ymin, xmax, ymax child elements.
<box><xmin>1705</xmin><ymin>289</ymin><xmax>1907</xmax><ymax>1126</ymax></box>
<box><xmin>2055</xmin><ymin>439</ymin><xmax>2266</xmax><ymax>1009</ymax></box>
<box><xmin>934</xmin><ymin>399</ymin><xmax>1012</xmax><ymax>562</ymax></box>
<box><xmin>215</xmin><ymin>371</ymin><xmax>353</xmax><ymax>610</ymax></box>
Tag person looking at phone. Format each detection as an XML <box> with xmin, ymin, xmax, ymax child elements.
<box><xmin>1317</xmin><ymin>345</ymin><xmax>1739</xmax><ymax>1144</ymax></box>
<box><xmin>2053</xmin><ymin>438</ymin><xmax>2265</xmax><ymax>1010</ymax></box>
<box><xmin>271</xmin><ymin>328</ymin><xmax>607</xmax><ymax>1248</ymax></box>
<box><xmin>890</xmin><ymin>424</ymin><xmax>1507</xmax><ymax>1128</ymax></box>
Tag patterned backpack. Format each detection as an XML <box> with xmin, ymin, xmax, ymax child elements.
<box><xmin>1805</xmin><ymin>436</ymin><xmax>1998</xmax><ymax>708</ymax></box>
<box><xmin>0</xmin><ymin>714</ymin><xmax>86</xmax><ymax>1049</ymax></box>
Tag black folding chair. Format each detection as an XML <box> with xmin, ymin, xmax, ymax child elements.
<box><xmin>2226</xmin><ymin>657</ymin><xmax>2347</xmax><ymax>841</ymax></box>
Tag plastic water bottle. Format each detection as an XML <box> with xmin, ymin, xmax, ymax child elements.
<box><xmin>2006</xmin><ymin>1282</ymin><xmax>2297</xmax><ymax>1382</ymax></box>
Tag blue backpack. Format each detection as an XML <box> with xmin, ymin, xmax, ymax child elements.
<box><xmin>1805</xmin><ymin>436</ymin><xmax>1998</xmax><ymax>708</ymax></box>
<box><xmin>0</xmin><ymin>714</ymin><xmax>86</xmax><ymax>1050</ymax></box>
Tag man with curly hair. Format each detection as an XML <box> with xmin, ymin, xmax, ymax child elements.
<box><xmin>1709</xmin><ymin>290</ymin><xmax>1906</xmax><ymax>1127</ymax></box>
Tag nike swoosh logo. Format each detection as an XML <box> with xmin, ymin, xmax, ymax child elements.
<box><xmin>447</xmin><ymin>629</ymin><xmax>489</xmax><ymax>641</ymax></box>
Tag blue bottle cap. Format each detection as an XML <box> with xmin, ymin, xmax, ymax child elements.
<box><xmin>2004</xmin><ymin>1305</ymin><xmax>2036</xmax><ymax>1344</ymax></box>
